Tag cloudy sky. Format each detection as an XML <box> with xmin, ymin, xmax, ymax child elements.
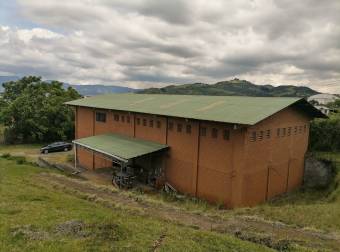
<box><xmin>0</xmin><ymin>0</ymin><xmax>339</xmax><ymax>93</ymax></box>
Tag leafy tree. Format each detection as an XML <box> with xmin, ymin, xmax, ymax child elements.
<box><xmin>309</xmin><ymin>114</ymin><xmax>340</xmax><ymax>152</ymax></box>
<box><xmin>0</xmin><ymin>76</ymin><xmax>81</xmax><ymax>143</ymax></box>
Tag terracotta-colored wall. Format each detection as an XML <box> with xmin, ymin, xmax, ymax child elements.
<box><xmin>242</xmin><ymin>107</ymin><xmax>310</xmax><ymax>206</ymax></box>
<box><xmin>134</xmin><ymin>113</ymin><xmax>167</xmax><ymax>144</ymax></box>
<box><xmin>165</xmin><ymin>118</ymin><xmax>199</xmax><ymax>195</ymax></box>
<box><xmin>74</xmin><ymin>105</ymin><xmax>311</xmax><ymax>208</ymax></box>
<box><xmin>77</xmin><ymin>107</ymin><xmax>94</xmax><ymax>138</ymax></box>
<box><xmin>76</xmin><ymin>107</ymin><xmax>94</xmax><ymax>169</ymax></box>
<box><xmin>196</xmin><ymin>122</ymin><xmax>235</xmax><ymax>206</ymax></box>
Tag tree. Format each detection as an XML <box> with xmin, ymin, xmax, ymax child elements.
<box><xmin>309</xmin><ymin>114</ymin><xmax>340</xmax><ymax>152</ymax></box>
<box><xmin>0</xmin><ymin>76</ymin><xmax>81</xmax><ymax>143</ymax></box>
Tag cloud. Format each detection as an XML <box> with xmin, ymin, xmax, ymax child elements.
<box><xmin>0</xmin><ymin>0</ymin><xmax>338</xmax><ymax>93</ymax></box>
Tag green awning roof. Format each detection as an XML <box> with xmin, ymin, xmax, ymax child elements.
<box><xmin>73</xmin><ymin>133</ymin><xmax>168</xmax><ymax>162</ymax></box>
<box><xmin>66</xmin><ymin>93</ymin><xmax>325</xmax><ymax>125</ymax></box>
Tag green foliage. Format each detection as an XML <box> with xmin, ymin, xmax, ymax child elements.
<box><xmin>140</xmin><ymin>79</ymin><xmax>319</xmax><ymax>97</ymax></box>
<box><xmin>0</xmin><ymin>76</ymin><xmax>81</xmax><ymax>143</ymax></box>
<box><xmin>327</xmin><ymin>99</ymin><xmax>340</xmax><ymax>110</ymax></box>
<box><xmin>310</xmin><ymin>113</ymin><xmax>340</xmax><ymax>152</ymax></box>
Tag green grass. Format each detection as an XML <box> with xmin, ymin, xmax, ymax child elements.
<box><xmin>0</xmin><ymin>158</ymin><xmax>272</xmax><ymax>252</ymax></box>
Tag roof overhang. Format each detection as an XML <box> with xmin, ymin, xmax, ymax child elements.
<box><xmin>73</xmin><ymin>133</ymin><xmax>169</xmax><ymax>163</ymax></box>
<box><xmin>292</xmin><ymin>99</ymin><xmax>328</xmax><ymax>119</ymax></box>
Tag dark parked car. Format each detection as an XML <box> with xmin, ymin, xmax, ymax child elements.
<box><xmin>40</xmin><ymin>142</ymin><xmax>73</xmax><ymax>154</ymax></box>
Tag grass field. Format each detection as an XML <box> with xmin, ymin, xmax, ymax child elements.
<box><xmin>0</xmin><ymin>157</ymin><xmax>273</xmax><ymax>252</ymax></box>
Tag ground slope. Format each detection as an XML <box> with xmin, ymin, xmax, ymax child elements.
<box><xmin>0</xmin><ymin>158</ymin><xmax>272</xmax><ymax>252</ymax></box>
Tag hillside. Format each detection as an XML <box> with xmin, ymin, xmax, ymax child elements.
<box><xmin>0</xmin><ymin>76</ymin><xmax>137</xmax><ymax>95</ymax></box>
<box><xmin>140</xmin><ymin>79</ymin><xmax>319</xmax><ymax>97</ymax></box>
<box><xmin>63</xmin><ymin>83</ymin><xmax>136</xmax><ymax>96</ymax></box>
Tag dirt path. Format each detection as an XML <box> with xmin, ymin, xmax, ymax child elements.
<box><xmin>34</xmin><ymin>173</ymin><xmax>340</xmax><ymax>251</ymax></box>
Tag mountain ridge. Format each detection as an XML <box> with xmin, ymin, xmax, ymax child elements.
<box><xmin>0</xmin><ymin>76</ymin><xmax>137</xmax><ymax>96</ymax></box>
<box><xmin>139</xmin><ymin>79</ymin><xmax>319</xmax><ymax>97</ymax></box>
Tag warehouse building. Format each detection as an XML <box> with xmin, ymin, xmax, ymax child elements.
<box><xmin>66</xmin><ymin>93</ymin><xmax>325</xmax><ymax>207</ymax></box>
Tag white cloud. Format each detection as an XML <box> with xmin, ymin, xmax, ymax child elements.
<box><xmin>16</xmin><ymin>28</ymin><xmax>63</xmax><ymax>43</ymax></box>
<box><xmin>0</xmin><ymin>0</ymin><xmax>338</xmax><ymax>93</ymax></box>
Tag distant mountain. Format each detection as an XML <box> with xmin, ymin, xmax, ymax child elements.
<box><xmin>139</xmin><ymin>79</ymin><xmax>319</xmax><ymax>97</ymax></box>
<box><xmin>63</xmin><ymin>83</ymin><xmax>137</xmax><ymax>96</ymax></box>
<box><xmin>0</xmin><ymin>76</ymin><xmax>137</xmax><ymax>95</ymax></box>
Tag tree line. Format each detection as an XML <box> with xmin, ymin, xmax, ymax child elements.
<box><xmin>309</xmin><ymin>98</ymin><xmax>340</xmax><ymax>152</ymax></box>
<box><xmin>0</xmin><ymin>76</ymin><xmax>81</xmax><ymax>143</ymax></box>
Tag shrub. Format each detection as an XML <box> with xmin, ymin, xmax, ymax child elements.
<box><xmin>310</xmin><ymin>115</ymin><xmax>340</xmax><ymax>152</ymax></box>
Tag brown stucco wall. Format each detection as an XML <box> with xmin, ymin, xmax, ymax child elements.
<box><xmin>74</xmin><ymin>105</ymin><xmax>311</xmax><ymax>208</ymax></box>
<box><xmin>76</xmin><ymin>107</ymin><xmax>94</xmax><ymax>169</ymax></box>
<box><xmin>241</xmin><ymin>106</ymin><xmax>310</xmax><ymax>206</ymax></box>
<box><xmin>165</xmin><ymin>118</ymin><xmax>199</xmax><ymax>195</ymax></box>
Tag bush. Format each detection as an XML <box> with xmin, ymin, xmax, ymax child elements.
<box><xmin>1</xmin><ymin>153</ymin><xmax>27</xmax><ymax>165</ymax></box>
<box><xmin>310</xmin><ymin>115</ymin><xmax>340</xmax><ymax>152</ymax></box>
<box><xmin>1</xmin><ymin>153</ymin><xmax>11</xmax><ymax>158</ymax></box>
<box><xmin>14</xmin><ymin>156</ymin><xmax>27</xmax><ymax>165</ymax></box>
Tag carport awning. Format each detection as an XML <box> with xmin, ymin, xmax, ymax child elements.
<box><xmin>73</xmin><ymin>133</ymin><xmax>169</xmax><ymax>162</ymax></box>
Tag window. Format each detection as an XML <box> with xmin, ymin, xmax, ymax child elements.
<box><xmin>96</xmin><ymin>112</ymin><xmax>106</xmax><ymax>122</ymax></box>
<box><xmin>223</xmin><ymin>129</ymin><xmax>230</xmax><ymax>140</ymax></box>
<box><xmin>143</xmin><ymin>118</ymin><xmax>147</xmax><ymax>126</ymax></box>
<box><xmin>258</xmin><ymin>131</ymin><xmax>263</xmax><ymax>141</ymax></box>
<box><xmin>266</xmin><ymin>129</ymin><xmax>271</xmax><ymax>139</ymax></box>
<box><xmin>186</xmin><ymin>124</ymin><xmax>191</xmax><ymax>134</ymax></box>
<box><xmin>294</xmin><ymin>126</ymin><xmax>298</xmax><ymax>134</ymax></box>
<box><xmin>114</xmin><ymin>114</ymin><xmax>119</xmax><ymax>122</ymax></box>
<box><xmin>121</xmin><ymin>115</ymin><xmax>125</xmax><ymax>122</ymax></box>
<box><xmin>168</xmin><ymin>122</ymin><xmax>174</xmax><ymax>130</ymax></box>
<box><xmin>282</xmin><ymin>128</ymin><xmax>286</xmax><ymax>137</ymax></box>
<box><xmin>127</xmin><ymin>116</ymin><xmax>130</xmax><ymax>123</ymax></box>
<box><xmin>157</xmin><ymin>121</ymin><xmax>161</xmax><ymax>128</ymax></box>
<box><xmin>149</xmin><ymin>120</ymin><xmax>154</xmax><ymax>128</ymax></box>
<box><xmin>177</xmin><ymin>123</ymin><xmax>182</xmax><ymax>133</ymax></box>
<box><xmin>250</xmin><ymin>131</ymin><xmax>256</xmax><ymax>142</ymax></box>
<box><xmin>277</xmin><ymin>128</ymin><xmax>280</xmax><ymax>137</ymax></box>
<box><xmin>211</xmin><ymin>128</ymin><xmax>218</xmax><ymax>138</ymax></box>
<box><xmin>200</xmin><ymin>127</ymin><xmax>207</xmax><ymax>136</ymax></box>
<box><xmin>299</xmin><ymin>126</ymin><xmax>302</xmax><ymax>134</ymax></box>
<box><xmin>287</xmin><ymin>127</ymin><xmax>291</xmax><ymax>136</ymax></box>
<box><xmin>136</xmin><ymin>118</ymin><xmax>140</xmax><ymax>125</ymax></box>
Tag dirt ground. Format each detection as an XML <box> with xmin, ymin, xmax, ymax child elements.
<box><xmin>34</xmin><ymin>172</ymin><xmax>340</xmax><ymax>251</ymax></box>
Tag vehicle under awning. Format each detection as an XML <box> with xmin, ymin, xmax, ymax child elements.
<box><xmin>73</xmin><ymin>133</ymin><xmax>169</xmax><ymax>163</ymax></box>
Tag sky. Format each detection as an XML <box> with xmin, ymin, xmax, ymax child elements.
<box><xmin>0</xmin><ymin>0</ymin><xmax>339</xmax><ymax>93</ymax></box>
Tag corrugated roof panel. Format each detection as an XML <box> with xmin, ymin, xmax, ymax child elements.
<box><xmin>66</xmin><ymin>93</ymin><xmax>304</xmax><ymax>125</ymax></box>
<box><xmin>73</xmin><ymin>133</ymin><xmax>168</xmax><ymax>161</ymax></box>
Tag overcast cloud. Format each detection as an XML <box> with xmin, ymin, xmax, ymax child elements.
<box><xmin>0</xmin><ymin>0</ymin><xmax>339</xmax><ymax>92</ymax></box>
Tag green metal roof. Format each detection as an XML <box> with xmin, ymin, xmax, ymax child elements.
<box><xmin>73</xmin><ymin>133</ymin><xmax>168</xmax><ymax>161</ymax></box>
<box><xmin>66</xmin><ymin>93</ymin><xmax>320</xmax><ymax>125</ymax></box>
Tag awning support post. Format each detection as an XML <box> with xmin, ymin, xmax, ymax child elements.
<box><xmin>74</xmin><ymin>143</ymin><xmax>77</xmax><ymax>170</ymax></box>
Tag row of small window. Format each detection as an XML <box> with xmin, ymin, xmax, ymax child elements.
<box><xmin>250</xmin><ymin>125</ymin><xmax>307</xmax><ymax>142</ymax></box>
<box><xmin>168</xmin><ymin>122</ymin><xmax>230</xmax><ymax>140</ymax></box>
<box><xmin>199</xmin><ymin>127</ymin><xmax>230</xmax><ymax>140</ymax></box>
<box><xmin>96</xmin><ymin>112</ymin><xmax>230</xmax><ymax>140</ymax></box>
<box><xmin>96</xmin><ymin>112</ymin><xmax>131</xmax><ymax>123</ymax></box>
<box><xmin>136</xmin><ymin>118</ymin><xmax>162</xmax><ymax>128</ymax></box>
